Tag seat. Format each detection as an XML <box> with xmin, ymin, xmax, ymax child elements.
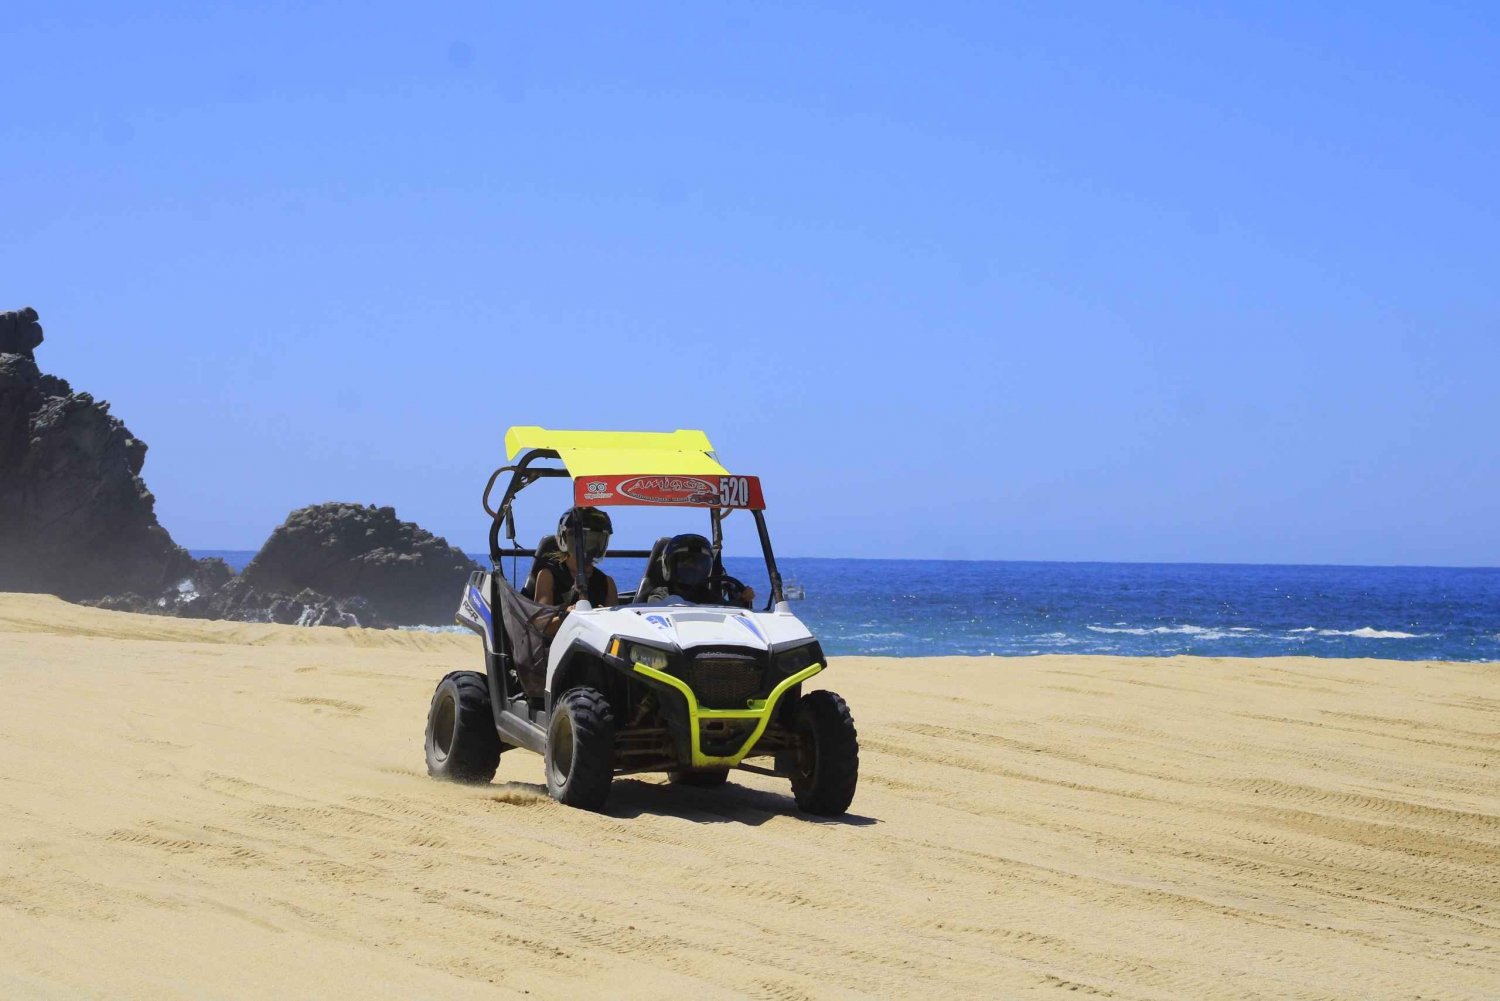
<box><xmin>632</xmin><ymin>537</ymin><xmax>672</xmax><ymax>604</ymax></box>
<box><xmin>520</xmin><ymin>534</ymin><xmax>561</xmax><ymax>599</ymax></box>
<box><xmin>508</xmin><ymin>534</ymin><xmax>566</xmax><ymax>698</ymax></box>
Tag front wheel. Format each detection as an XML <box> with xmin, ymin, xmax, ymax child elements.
<box><xmin>789</xmin><ymin>690</ymin><xmax>859</xmax><ymax>816</ymax></box>
<box><xmin>425</xmin><ymin>671</ymin><xmax>502</xmax><ymax>783</ymax></box>
<box><xmin>545</xmin><ymin>687</ymin><xmax>616</xmax><ymax>810</ymax></box>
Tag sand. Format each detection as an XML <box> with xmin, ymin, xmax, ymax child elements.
<box><xmin>0</xmin><ymin>593</ymin><xmax>1497</xmax><ymax>1000</ymax></box>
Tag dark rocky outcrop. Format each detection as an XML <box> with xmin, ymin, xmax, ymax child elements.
<box><xmin>88</xmin><ymin>556</ymin><xmax>234</xmax><ymax>617</ymax></box>
<box><xmin>228</xmin><ymin>503</ymin><xmax>478</xmax><ymax>626</ymax></box>
<box><xmin>181</xmin><ymin>579</ymin><xmax>385</xmax><ymax>628</ymax></box>
<box><xmin>0</xmin><ymin>307</ymin><xmax>206</xmax><ymax>601</ymax></box>
<box><xmin>0</xmin><ymin>307</ymin><xmax>44</xmax><ymax>360</ymax></box>
<box><xmin>2</xmin><ymin>306</ymin><xmax>476</xmax><ymax>628</ymax></box>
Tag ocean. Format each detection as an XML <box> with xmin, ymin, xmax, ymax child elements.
<box><xmin>193</xmin><ymin>550</ymin><xmax>1500</xmax><ymax>662</ymax></box>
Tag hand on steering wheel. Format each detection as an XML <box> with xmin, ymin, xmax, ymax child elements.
<box><xmin>706</xmin><ymin>574</ymin><xmax>755</xmax><ymax>609</ymax></box>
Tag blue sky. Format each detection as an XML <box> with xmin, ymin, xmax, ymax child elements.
<box><xmin>4</xmin><ymin>2</ymin><xmax>1497</xmax><ymax>564</ymax></box>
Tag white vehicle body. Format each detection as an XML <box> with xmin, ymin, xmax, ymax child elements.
<box><xmin>457</xmin><ymin>573</ymin><xmax>815</xmax><ymax>691</ymax></box>
<box><xmin>547</xmin><ymin>597</ymin><xmax>814</xmax><ymax>688</ymax></box>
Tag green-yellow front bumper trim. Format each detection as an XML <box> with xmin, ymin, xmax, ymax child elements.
<box><xmin>630</xmin><ymin>661</ymin><xmax>824</xmax><ymax>767</ymax></box>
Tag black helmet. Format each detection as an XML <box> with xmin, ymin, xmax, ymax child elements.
<box><xmin>661</xmin><ymin>533</ymin><xmax>713</xmax><ymax>588</ymax></box>
<box><xmin>557</xmin><ymin>507</ymin><xmax>612</xmax><ymax>559</ymax></box>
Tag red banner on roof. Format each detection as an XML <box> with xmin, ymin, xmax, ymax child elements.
<box><xmin>574</xmin><ymin>474</ymin><xmax>765</xmax><ymax>509</ymax></box>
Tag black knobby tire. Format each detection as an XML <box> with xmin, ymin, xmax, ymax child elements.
<box><xmin>669</xmin><ymin>768</ymin><xmax>731</xmax><ymax>788</ymax></box>
<box><xmin>425</xmin><ymin>671</ymin><xmax>502</xmax><ymax>784</ymax></box>
<box><xmin>789</xmin><ymin>690</ymin><xmax>859</xmax><ymax>816</ymax></box>
<box><xmin>545</xmin><ymin>686</ymin><xmax>616</xmax><ymax>810</ymax></box>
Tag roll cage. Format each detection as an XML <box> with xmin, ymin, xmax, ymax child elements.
<box><xmin>481</xmin><ymin>427</ymin><xmax>786</xmax><ymax>609</ymax></box>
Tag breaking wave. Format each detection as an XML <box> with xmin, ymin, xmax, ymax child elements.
<box><xmin>1310</xmin><ymin>627</ymin><xmax>1427</xmax><ymax>640</ymax></box>
<box><xmin>1086</xmin><ymin>624</ymin><xmax>1230</xmax><ymax>639</ymax></box>
<box><xmin>1085</xmin><ymin>624</ymin><xmax>1432</xmax><ymax>643</ymax></box>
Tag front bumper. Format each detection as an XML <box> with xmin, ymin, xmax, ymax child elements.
<box><xmin>628</xmin><ymin>659</ymin><xmax>824</xmax><ymax>768</ymax></box>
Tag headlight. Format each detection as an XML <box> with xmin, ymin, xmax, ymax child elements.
<box><xmin>775</xmin><ymin>642</ymin><xmax>822</xmax><ymax>675</ymax></box>
<box><xmin>626</xmin><ymin>643</ymin><xmax>670</xmax><ymax>671</ymax></box>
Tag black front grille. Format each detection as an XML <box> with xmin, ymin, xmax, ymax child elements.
<box><xmin>684</xmin><ymin>651</ymin><xmax>764</xmax><ymax>709</ymax></box>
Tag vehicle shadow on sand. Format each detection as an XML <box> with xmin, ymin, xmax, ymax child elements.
<box><xmin>602</xmin><ymin>778</ymin><xmax>880</xmax><ymax>827</ymax></box>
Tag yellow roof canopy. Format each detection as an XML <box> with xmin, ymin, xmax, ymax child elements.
<box><xmin>503</xmin><ymin>426</ymin><xmax>729</xmax><ymax>478</ymax></box>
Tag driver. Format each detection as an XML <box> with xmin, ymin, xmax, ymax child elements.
<box><xmin>645</xmin><ymin>533</ymin><xmax>755</xmax><ymax>608</ymax></box>
<box><xmin>534</xmin><ymin>507</ymin><xmax>618</xmax><ymax>636</ymax></box>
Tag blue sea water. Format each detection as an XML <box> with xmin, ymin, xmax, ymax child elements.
<box><xmin>192</xmin><ymin>551</ymin><xmax>1500</xmax><ymax>662</ymax></box>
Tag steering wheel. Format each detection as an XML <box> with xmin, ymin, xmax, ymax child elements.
<box><xmin>704</xmin><ymin>574</ymin><xmax>752</xmax><ymax>608</ymax></box>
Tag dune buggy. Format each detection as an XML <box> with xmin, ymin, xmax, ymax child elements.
<box><xmin>425</xmin><ymin>427</ymin><xmax>859</xmax><ymax>815</ymax></box>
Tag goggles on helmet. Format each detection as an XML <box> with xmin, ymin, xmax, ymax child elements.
<box><xmin>669</xmin><ymin>551</ymin><xmax>713</xmax><ymax>587</ymax></box>
<box><xmin>558</xmin><ymin>507</ymin><xmax>612</xmax><ymax>559</ymax></box>
<box><xmin>579</xmin><ymin>529</ymin><xmax>610</xmax><ymax>559</ymax></box>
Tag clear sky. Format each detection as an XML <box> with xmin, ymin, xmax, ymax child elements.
<box><xmin>4</xmin><ymin>2</ymin><xmax>1497</xmax><ymax>564</ymax></box>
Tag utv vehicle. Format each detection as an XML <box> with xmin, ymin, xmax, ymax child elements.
<box><xmin>424</xmin><ymin>427</ymin><xmax>859</xmax><ymax>815</ymax></box>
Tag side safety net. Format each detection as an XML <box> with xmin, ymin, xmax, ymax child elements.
<box><xmin>495</xmin><ymin>576</ymin><xmax>561</xmax><ymax>698</ymax></box>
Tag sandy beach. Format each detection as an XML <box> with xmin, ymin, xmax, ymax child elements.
<box><xmin>0</xmin><ymin>593</ymin><xmax>1496</xmax><ymax>999</ymax></box>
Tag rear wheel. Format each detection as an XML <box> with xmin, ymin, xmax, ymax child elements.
<box><xmin>545</xmin><ymin>687</ymin><xmax>615</xmax><ymax>810</ymax></box>
<box><xmin>425</xmin><ymin>671</ymin><xmax>502</xmax><ymax>783</ymax></box>
<box><xmin>789</xmin><ymin>690</ymin><xmax>859</xmax><ymax>816</ymax></box>
<box><xmin>669</xmin><ymin>768</ymin><xmax>731</xmax><ymax>788</ymax></box>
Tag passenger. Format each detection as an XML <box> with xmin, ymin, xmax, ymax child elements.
<box><xmin>534</xmin><ymin>507</ymin><xmax>618</xmax><ymax>636</ymax></box>
<box><xmin>645</xmin><ymin>533</ymin><xmax>755</xmax><ymax>609</ymax></box>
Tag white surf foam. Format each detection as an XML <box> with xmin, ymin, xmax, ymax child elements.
<box><xmin>1086</xmin><ymin>624</ymin><xmax>1232</xmax><ymax>640</ymax></box>
<box><xmin>159</xmin><ymin>578</ymin><xmax>199</xmax><ymax>607</ymax></box>
<box><xmin>1314</xmin><ymin>627</ymin><xmax>1427</xmax><ymax>639</ymax></box>
<box><xmin>1287</xmin><ymin>626</ymin><xmax>1427</xmax><ymax>640</ymax></box>
<box><xmin>1030</xmin><ymin>631</ymin><xmax>1081</xmax><ymax>646</ymax></box>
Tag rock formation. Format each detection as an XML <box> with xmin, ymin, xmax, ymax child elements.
<box><xmin>229</xmin><ymin>502</ymin><xmax>478</xmax><ymax>626</ymax></box>
<box><xmin>181</xmin><ymin>578</ymin><xmax>386</xmax><ymax>628</ymax></box>
<box><xmin>1</xmin><ymin>307</ymin><xmax>477</xmax><ymax>628</ymax></box>
<box><xmin>0</xmin><ymin>306</ymin><xmax>204</xmax><ymax>601</ymax></box>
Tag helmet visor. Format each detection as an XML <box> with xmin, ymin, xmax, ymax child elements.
<box><xmin>581</xmin><ymin>529</ymin><xmax>610</xmax><ymax>558</ymax></box>
<box><xmin>671</xmin><ymin>551</ymin><xmax>713</xmax><ymax>587</ymax></box>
